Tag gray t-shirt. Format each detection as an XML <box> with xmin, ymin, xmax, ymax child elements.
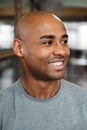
<box><xmin>0</xmin><ymin>79</ymin><xmax>87</xmax><ymax>130</ymax></box>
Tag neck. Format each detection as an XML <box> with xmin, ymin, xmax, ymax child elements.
<box><xmin>21</xmin><ymin>75</ymin><xmax>61</xmax><ymax>99</ymax></box>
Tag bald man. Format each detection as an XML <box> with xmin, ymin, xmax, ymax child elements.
<box><xmin>0</xmin><ymin>11</ymin><xmax>87</xmax><ymax>130</ymax></box>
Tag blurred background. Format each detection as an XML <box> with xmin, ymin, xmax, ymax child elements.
<box><xmin>0</xmin><ymin>0</ymin><xmax>87</xmax><ymax>90</ymax></box>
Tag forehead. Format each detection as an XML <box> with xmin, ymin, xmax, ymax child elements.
<box><xmin>17</xmin><ymin>12</ymin><xmax>66</xmax><ymax>39</ymax></box>
<box><xmin>33</xmin><ymin>21</ymin><xmax>66</xmax><ymax>37</ymax></box>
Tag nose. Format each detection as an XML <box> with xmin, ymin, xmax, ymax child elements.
<box><xmin>53</xmin><ymin>43</ymin><xmax>65</xmax><ymax>56</ymax></box>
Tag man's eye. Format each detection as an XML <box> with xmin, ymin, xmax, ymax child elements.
<box><xmin>42</xmin><ymin>41</ymin><xmax>53</xmax><ymax>45</ymax></box>
<box><xmin>61</xmin><ymin>40</ymin><xmax>68</xmax><ymax>44</ymax></box>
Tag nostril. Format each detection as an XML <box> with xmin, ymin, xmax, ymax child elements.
<box><xmin>53</xmin><ymin>45</ymin><xmax>65</xmax><ymax>56</ymax></box>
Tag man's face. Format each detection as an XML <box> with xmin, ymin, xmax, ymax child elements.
<box><xmin>22</xmin><ymin>15</ymin><xmax>70</xmax><ymax>81</ymax></box>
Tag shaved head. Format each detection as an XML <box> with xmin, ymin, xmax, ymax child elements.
<box><xmin>13</xmin><ymin>10</ymin><xmax>70</xmax><ymax>83</ymax></box>
<box><xmin>14</xmin><ymin>11</ymin><xmax>63</xmax><ymax>40</ymax></box>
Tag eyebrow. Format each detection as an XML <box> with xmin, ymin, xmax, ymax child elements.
<box><xmin>40</xmin><ymin>34</ymin><xmax>68</xmax><ymax>39</ymax></box>
<box><xmin>40</xmin><ymin>35</ymin><xmax>55</xmax><ymax>39</ymax></box>
<box><xmin>62</xmin><ymin>34</ymin><xmax>68</xmax><ymax>38</ymax></box>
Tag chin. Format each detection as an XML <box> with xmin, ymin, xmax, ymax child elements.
<box><xmin>49</xmin><ymin>72</ymin><xmax>65</xmax><ymax>80</ymax></box>
<box><xmin>46</xmin><ymin>74</ymin><xmax>65</xmax><ymax>80</ymax></box>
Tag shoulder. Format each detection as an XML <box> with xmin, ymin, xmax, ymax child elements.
<box><xmin>0</xmin><ymin>80</ymin><xmax>20</xmax><ymax>128</ymax></box>
<box><xmin>0</xmin><ymin>80</ymin><xmax>17</xmax><ymax>125</ymax></box>
<box><xmin>61</xmin><ymin>79</ymin><xmax>87</xmax><ymax>102</ymax></box>
<box><xmin>61</xmin><ymin>79</ymin><xmax>87</xmax><ymax>94</ymax></box>
<box><xmin>0</xmin><ymin>80</ymin><xmax>20</xmax><ymax>106</ymax></box>
<box><xmin>0</xmin><ymin>80</ymin><xmax>20</xmax><ymax>121</ymax></box>
<box><xmin>61</xmin><ymin>79</ymin><xmax>87</xmax><ymax>92</ymax></box>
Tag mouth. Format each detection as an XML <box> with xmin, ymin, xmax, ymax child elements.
<box><xmin>48</xmin><ymin>61</ymin><xmax>64</xmax><ymax>71</ymax></box>
<box><xmin>51</xmin><ymin>61</ymin><xmax>63</xmax><ymax>66</ymax></box>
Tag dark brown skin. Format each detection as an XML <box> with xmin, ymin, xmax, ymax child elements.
<box><xmin>13</xmin><ymin>11</ymin><xmax>70</xmax><ymax>99</ymax></box>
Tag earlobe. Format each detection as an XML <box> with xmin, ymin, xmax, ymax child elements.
<box><xmin>13</xmin><ymin>38</ymin><xmax>24</xmax><ymax>57</ymax></box>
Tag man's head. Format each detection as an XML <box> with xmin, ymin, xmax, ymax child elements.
<box><xmin>13</xmin><ymin>11</ymin><xmax>70</xmax><ymax>81</ymax></box>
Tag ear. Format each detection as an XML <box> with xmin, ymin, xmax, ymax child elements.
<box><xmin>13</xmin><ymin>38</ymin><xmax>24</xmax><ymax>57</ymax></box>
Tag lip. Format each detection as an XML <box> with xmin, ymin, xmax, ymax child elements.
<box><xmin>48</xmin><ymin>61</ymin><xmax>65</xmax><ymax>71</ymax></box>
<box><xmin>51</xmin><ymin>61</ymin><xmax>63</xmax><ymax>66</ymax></box>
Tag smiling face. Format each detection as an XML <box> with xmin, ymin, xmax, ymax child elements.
<box><xmin>14</xmin><ymin>11</ymin><xmax>70</xmax><ymax>81</ymax></box>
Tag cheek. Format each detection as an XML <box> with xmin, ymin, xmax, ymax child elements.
<box><xmin>23</xmin><ymin>42</ymin><xmax>51</xmax><ymax>66</ymax></box>
<box><xmin>25</xmin><ymin>49</ymin><xmax>46</xmax><ymax>67</ymax></box>
<box><xmin>33</xmin><ymin>47</ymin><xmax>50</xmax><ymax>60</ymax></box>
<box><xmin>23</xmin><ymin>46</ymin><xmax>37</xmax><ymax>64</ymax></box>
<box><xmin>67</xmin><ymin>48</ymin><xmax>70</xmax><ymax>57</ymax></box>
<box><xmin>28</xmin><ymin>51</ymin><xmax>38</xmax><ymax>63</ymax></box>
<box><xmin>65</xmin><ymin>47</ymin><xmax>70</xmax><ymax>58</ymax></box>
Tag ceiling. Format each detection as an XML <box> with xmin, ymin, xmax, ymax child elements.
<box><xmin>0</xmin><ymin>0</ymin><xmax>87</xmax><ymax>7</ymax></box>
<box><xmin>0</xmin><ymin>0</ymin><xmax>87</xmax><ymax>20</ymax></box>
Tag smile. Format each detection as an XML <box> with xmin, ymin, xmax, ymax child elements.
<box><xmin>50</xmin><ymin>62</ymin><xmax>63</xmax><ymax>66</ymax></box>
<box><xmin>49</xmin><ymin>61</ymin><xmax>63</xmax><ymax>66</ymax></box>
<box><xmin>48</xmin><ymin>61</ymin><xmax>64</xmax><ymax>71</ymax></box>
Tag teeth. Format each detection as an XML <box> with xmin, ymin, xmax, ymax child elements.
<box><xmin>51</xmin><ymin>62</ymin><xmax>62</xmax><ymax>66</ymax></box>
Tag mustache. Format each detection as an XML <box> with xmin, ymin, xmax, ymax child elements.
<box><xmin>47</xmin><ymin>55</ymin><xmax>65</xmax><ymax>63</ymax></box>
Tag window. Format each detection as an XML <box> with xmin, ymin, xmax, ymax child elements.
<box><xmin>0</xmin><ymin>24</ymin><xmax>14</xmax><ymax>49</ymax></box>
